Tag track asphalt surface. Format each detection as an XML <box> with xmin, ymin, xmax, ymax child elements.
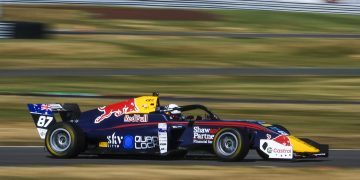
<box><xmin>2</xmin><ymin>68</ymin><xmax>360</xmax><ymax>76</ymax></box>
<box><xmin>0</xmin><ymin>147</ymin><xmax>359</xmax><ymax>167</ymax></box>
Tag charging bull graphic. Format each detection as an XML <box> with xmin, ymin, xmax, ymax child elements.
<box><xmin>273</xmin><ymin>135</ymin><xmax>291</xmax><ymax>146</ymax></box>
<box><xmin>95</xmin><ymin>98</ymin><xmax>139</xmax><ymax>124</ymax></box>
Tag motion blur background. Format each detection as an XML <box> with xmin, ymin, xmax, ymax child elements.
<box><xmin>0</xmin><ymin>0</ymin><xmax>360</xmax><ymax>179</ymax></box>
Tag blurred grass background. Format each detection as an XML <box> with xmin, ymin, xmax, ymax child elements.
<box><xmin>0</xmin><ymin>5</ymin><xmax>360</xmax><ymax>148</ymax></box>
<box><xmin>4</xmin><ymin>5</ymin><xmax>360</xmax><ymax>33</ymax></box>
<box><xmin>1</xmin><ymin>5</ymin><xmax>360</xmax><ymax>69</ymax></box>
<box><xmin>0</xmin><ymin>165</ymin><xmax>359</xmax><ymax>180</ymax></box>
<box><xmin>1</xmin><ymin>37</ymin><xmax>360</xmax><ymax>69</ymax></box>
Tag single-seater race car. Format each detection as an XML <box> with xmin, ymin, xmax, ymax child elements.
<box><xmin>27</xmin><ymin>93</ymin><xmax>328</xmax><ymax>161</ymax></box>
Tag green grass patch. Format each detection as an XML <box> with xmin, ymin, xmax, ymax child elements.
<box><xmin>3</xmin><ymin>5</ymin><xmax>360</xmax><ymax>33</ymax></box>
<box><xmin>1</xmin><ymin>5</ymin><xmax>360</xmax><ymax>69</ymax></box>
<box><xmin>1</xmin><ymin>37</ymin><xmax>360</xmax><ymax>69</ymax></box>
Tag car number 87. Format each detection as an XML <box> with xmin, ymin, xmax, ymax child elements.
<box><xmin>37</xmin><ymin>116</ymin><xmax>53</xmax><ymax>128</ymax></box>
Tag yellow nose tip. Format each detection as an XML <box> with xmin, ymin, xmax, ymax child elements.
<box><xmin>288</xmin><ymin>136</ymin><xmax>320</xmax><ymax>153</ymax></box>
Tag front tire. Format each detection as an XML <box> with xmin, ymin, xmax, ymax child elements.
<box><xmin>256</xmin><ymin>148</ymin><xmax>269</xmax><ymax>160</ymax></box>
<box><xmin>45</xmin><ymin>122</ymin><xmax>85</xmax><ymax>158</ymax></box>
<box><xmin>213</xmin><ymin>128</ymin><xmax>249</xmax><ymax>161</ymax></box>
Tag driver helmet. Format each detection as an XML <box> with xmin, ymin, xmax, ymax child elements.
<box><xmin>166</xmin><ymin>104</ymin><xmax>182</xmax><ymax>120</ymax></box>
<box><xmin>167</xmin><ymin>104</ymin><xmax>181</xmax><ymax>114</ymax></box>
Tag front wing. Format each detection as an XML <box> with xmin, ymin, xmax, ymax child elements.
<box><xmin>259</xmin><ymin>135</ymin><xmax>329</xmax><ymax>159</ymax></box>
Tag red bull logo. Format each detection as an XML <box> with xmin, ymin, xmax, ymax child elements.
<box><xmin>94</xmin><ymin>99</ymin><xmax>139</xmax><ymax>124</ymax></box>
<box><xmin>273</xmin><ymin>135</ymin><xmax>291</xmax><ymax>146</ymax></box>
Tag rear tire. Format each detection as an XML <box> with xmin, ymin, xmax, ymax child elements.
<box><xmin>45</xmin><ymin>122</ymin><xmax>85</xmax><ymax>158</ymax></box>
<box><xmin>213</xmin><ymin>128</ymin><xmax>249</xmax><ymax>161</ymax></box>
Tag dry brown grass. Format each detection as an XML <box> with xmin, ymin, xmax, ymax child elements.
<box><xmin>0</xmin><ymin>123</ymin><xmax>42</xmax><ymax>145</ymax></box>
<box><xmin>0</xmin><ymin>165</ymin><xmax>359</xmax><ymax>180</ymax></box>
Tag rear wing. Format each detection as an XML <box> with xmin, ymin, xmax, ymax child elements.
<box><xmin>27</xmin><ymin>103</ymin><xmax>81</xmax><ymax>139</ymax></box>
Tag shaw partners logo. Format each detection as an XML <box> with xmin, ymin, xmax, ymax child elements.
<box><xmin>193</xmin><ymin>126</ymin><xmax>220</xmax><ymax>144</ymax></box>
<box><xmin>95</xmin><ymin>99</ymin><xmax>139</xmax><ymax>123</ymax></box>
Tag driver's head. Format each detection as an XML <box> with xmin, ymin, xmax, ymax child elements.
<box><xmin>166</xmin><ymin>104</ymin><xmax>181</xmax><ymax>114</ymax></box>
<box><xmin>165</xmin><ymin>104</ymin><xmax>182</xmax><ymax>120</ymax></box>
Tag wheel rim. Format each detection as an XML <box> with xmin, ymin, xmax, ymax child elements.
<box><xmin>50</xmin><ymin>128</ymin><xmax>71</xmax><ymax>153</ymax></box>
<box><xmin>216</xmin><ymin>132</ymin><xmax>239</xmax><ymax>156</ymax></box>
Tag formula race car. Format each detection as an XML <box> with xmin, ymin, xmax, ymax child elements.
<box><xmin>27</xmin><ymin>93</ymin><xmax>328</xmax><ymax>161</ymax></box>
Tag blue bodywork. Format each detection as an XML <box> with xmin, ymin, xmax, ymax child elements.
<box><xmin>28</xmin><ymin>96</ymin><xmax>329</xmax><ymax>159</ymax></box>
<box><xmin>27</xmin><ymin>101</ymin><xmax>288</xmax><ymax>155</ymax></box>
<box><xmin>73</xmin><ymin>107</ymin><xmax>281</xmax><ymax>154</ymax></box>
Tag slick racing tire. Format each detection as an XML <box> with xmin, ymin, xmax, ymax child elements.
<box><xmin>213</xmin><ymin>128</ymin><xmax>249</xmax><ymax>161</ymax></box>
<box><xmin>45</xmin><ymin>122</ymin><xmax>85</xmax><ymax>158</ymax></box>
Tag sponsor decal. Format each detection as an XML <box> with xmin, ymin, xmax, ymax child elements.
<box><xmin>135</xmin><ymin>136</ymin><xmax>158</xmax><ymax>149</ymax></box>
<box><xmin>107</xmin><ymin>132</ymin><xmax>123</xmax><ymax>148</ymax></box>
<box><xmin>28</xmin><ymin>104</ymin><xmax>53</xmax><ymax>115</ymax></box>
<box><xmin>99</xmin><ymin>142</ymin><xmax>108</xmax><ymax>148</ymax></box>
<box><xmin>105</xmin><ymin>133</ymin><xmax>160</xmax><ymax>150</ymax></box>
<box><xmin>95</xmin><ymin>99</ymin><xmax>139</xmax><ymax>124</ymax></box>
<box><xmin>158</xmin><ymin>123</ymin><xmax>168</xmax><ymax>154</ymax></box>
<box><xmin>273</xmin><ymin>135</ymin><xmax>291</xmax><ymax>146</ymax></box>
<box><xmin>171</xmin><ymin>125</ymin><xmax>183</xmax><ymax>129</ymax></box>
<box><xmin>266</xmin><ymin>134</ymin><xmax>272</xmax><ymax>140</ymax></box>
<box><xmin>260</xmin><ymin>135</ymin><xmax>293</xmax><ymax>159</ymax></box>
<box><xmin>145</xmin><ymin>98</ymin><xmax>154</xmax><ymax>102</ymax></box>
<box><xmin>193</xmin><ymin>126</ymin><xmax>220</xmax><ymax>144</ymax></box>
<box><xmin>141</xmin><ymin>104</ymin><xmax>149</xmax><ymax>110</ymax></box>
<box><xmin>34</xmin><ymin>115</ymin><xmax>55</xmax><ymax>139</ymax></box>
<box><xmin>272</xmin><ymin>148</ymin><xmax>292</xmax><ymax>153</ymax></box>
<box><xmin>41</xmin><ymin>104</ymin><xmax>51</xmax><ymax>111</ymax></box>
<box><xmin>107</xmin><ymin>134</ymin><xmax>158</xmax><ymax>150</ymax></box>
<box><xmin>123</xmin><ymin>135</ymin><xmax>134</xmax><ymax>150</ymax></box>
<box><xmin>124</xmin><ymin>114</ymin><xmax>148</xmax><ymax>123</ymax></box>
<box><xmin>49</xmin><ymin>104</ymin><xmax>63</xmax><ymax>110</ymax></box>
<box><xmin>36</xmin><ymin>128</ymin><xmax>47</xmax><ymax>139</ymax></box>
